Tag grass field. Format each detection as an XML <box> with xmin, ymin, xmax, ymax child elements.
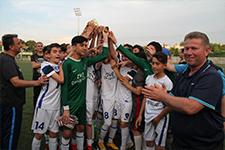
<box><xmin>16</xmin><ymin>60</ymin><xmax>225</xmax><ymax>150</ymax></box>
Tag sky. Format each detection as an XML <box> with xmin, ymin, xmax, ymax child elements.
<box><xmin>0</xmin><ymin>0</ymin><xmax>225</xmax><ymax>46</ymax></box>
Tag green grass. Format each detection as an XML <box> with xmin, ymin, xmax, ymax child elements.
<box><xmin>15</xmin><ymin>60</ymin><xmax>225</xmax><ymax>150</ymax></box>
<box><xmin>17</xmin><ymin>60</ymin><xmax>34</xmax><ymax>150</ymax></box>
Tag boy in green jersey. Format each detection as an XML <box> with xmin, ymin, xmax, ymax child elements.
<box><xmin>60</xmin><ymin>35</ymin><xmax>109</xmax><ymax>150</ymax></box>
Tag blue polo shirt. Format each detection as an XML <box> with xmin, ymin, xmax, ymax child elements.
<box><xmin>171</xmin><ymin>61</ymin><xmax>224</xmax><ymax>150</ymax></box>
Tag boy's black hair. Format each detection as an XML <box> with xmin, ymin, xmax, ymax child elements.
<box><xmin>2</xmin><ymin>34</ymin><xmax>18</xmax><ymax>51</ymax></box>
<box><xmin>60</xmin><ymin>43</ymin><xmax>68</xmax><ymax>53</ymax></box>
<box><xmin>152</xmin><ymin>51</ymin><xmax>167</xmax><ymax>65</ymax></box>
<box><xmin>133</xmin><ymin>44</ymin><xmax>147</xmax><ymax>60</ymax></box>
<box><xmin>46</xmin><ymin>43</ymin><xmax>61</xmax><ymax>53</ymax></box>
<box><xmin>42</xmin><ymin>45</ymin><xmax>49</xmax><ymax>54</ymax></box>
<box><xmin>71</xmin><ymin>36</ymin><xmax>88</xmax><ymax>46</ymax></box>
<box><xmin>147</xmin><ymin>41</ymin><xmax>162</xmax><ymax>52</ymax></box>
<box><xmin>135</xmin><ymin>50</ymin><xmax>147</xmax><ymax>60</ymax></box>
<box><xmin>123</xmin><ymin>43</ymin><xmax>133</xmax><ymax>50</ymax></box>
<box><xmin>133</xmin><ymin>44</ymin><xmax>144</xmax><ymax>52</ymax></box>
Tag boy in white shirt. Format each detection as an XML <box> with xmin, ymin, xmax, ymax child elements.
<box><xmin>136</xmin><ymin>52</ymin><xmax>173</xmax><ymax>150</ymax></box>
<box><xmin>31</xmin><ymin>43</ymin><xmax>64</xmax><ymax>150</ymax></box>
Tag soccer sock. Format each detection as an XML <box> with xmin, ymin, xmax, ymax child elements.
<box><xmin>87</xmin><ymin>139</ymin><xmax>93</xmax><ymax>146</ymax></box>
<box><xmin>92</xmin><ymin>124</ymin><xmax>95</xmax><ymax>140</ymax></box>
<box><xmin>99</xmin><ymin>124</ymin><xmax>109</xmax><ymax>141</ymax></box>
<box><xmin>143</xmin><ymin>139</ymin><xmax>147</xmax><ymax>150</ymax></box>
<box><xmin>96</xmin><ymin>112</ymin><xmax>103</xmax><ymax>131</ymax></box>
<box><xmin>71</xmin><ymin>137</ymin><xmax>76</xmax><ymax>145</ymax></box>
<box><xmin>127</xmin><ymin>133</ymin><xmax>133</xmax><ymax>145</ymax></box>
<box><xmin>32</xmin><ymin>137</ymin><xmax>41</xmax><ymax>150</ymax></box>
<box><xmin>49</xmin><ymin>137</ymin><xmax>57</xmax><ymax>150</ymax></box>
<box><xmin>108</xmin><ymin>120</ymin><xmax>117</xmax><ymax>143</ymax></box>
<box><xmin>121</xmin><ymin>127</ymin><xmax>129</xmax><ymax>150</ymax></box>
<box><xmin>60</xmin><ymin>137</ymin><xmax>70</xmax><ymax>150</ymax></box>
<box><xmin>146</xmin><ymin>145</ymin><xmax>155</xmax><ymax>150</ymax></box>
<box><xmin>134</xmin><ymin>135</ymin><xmax>142</xmax><ymax>150</ymax></box>
<box><xmin>44</xmin><ymin>133</ymin><xmax>49</xmax><ymax>144</ymax></box>
<box><xmin>76</xmin><ymin>132</ymin><xmax>84</xmax><ymax>150</ymax></box>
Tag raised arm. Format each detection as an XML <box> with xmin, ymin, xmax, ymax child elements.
<box><xmin>121</xmin><ymin>78</ymin><xmax>142</xmax><ymax>95</ymax></box>
<box><xmin>117</xmin><ymin>45</ymin><xmax>153</xmax><ymax>76</ymax></box>
<box><xmin>86</xmin><ymin>30</ymin><xmax>109</xmax><ymax>66</ymax></box>
<box><xmin>51</xmin><ymin>64</ymin><xmax>64</xmax><ymax>84</ymax></box>
<box><xmin>110</xmin><ymin>58</ymin><xmax>123</xmax><ymax>81</ymax></box>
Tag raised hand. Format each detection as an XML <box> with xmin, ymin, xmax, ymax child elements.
<box><xmin>108</xmin><ymin>31</ymin><xmax>117</xmax><ymax>44</ymax></box>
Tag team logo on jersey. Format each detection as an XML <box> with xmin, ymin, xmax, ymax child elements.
<box><xmin>104</xmin><ymin>72</ymin><xmax>115</xmax><ymax>80</ymax></box>
<box><xmin>71</xmin><ymin>72</ymin><xmax>86</xmax><ymax>85</ymax></box>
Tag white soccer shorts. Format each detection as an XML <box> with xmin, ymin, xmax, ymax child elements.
<box><xmin>32</xmin><ymin>108</ymin><xmax>60</xmax><ymax>134</ymax></box>
<box><xmin>144</xmin><ymin>115</ymin><xmax>169</xmax><ymax>147</ymax></box>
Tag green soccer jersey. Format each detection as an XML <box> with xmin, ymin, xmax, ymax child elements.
<box><xmin>117</xmin><ymin>45</ymin><xmax>153</xmax><ymax>78</ymax></box>
<box><xmin>61</xmin><ymin>47</ymin><xmax>108</xmax><ymax>123</ymax></box>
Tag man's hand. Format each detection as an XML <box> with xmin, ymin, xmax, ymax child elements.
<box><xmin>142</xmin><ymin>84</ymin><xmax>167</xmax><ymax>102</ymax></box>
<box><xmin>37</xmin><ymin>76</ymin><xmax>49</xmax><ymax>86</ymax></box>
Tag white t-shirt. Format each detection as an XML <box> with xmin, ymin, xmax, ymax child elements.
<box><xmin>145</xmin><ymin>74</ymin><xmax>173</xmax><ymax>122</ymax></box>
<box><xmin>36</xmin><ymin>61</ymin><xmax>61</xmax><ymax>110</ymax></box>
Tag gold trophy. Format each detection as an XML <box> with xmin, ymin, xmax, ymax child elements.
<box><xmin>81</xmin><ymin>19</ymin><xmax>99</xmax><ymax>39</ymax></box>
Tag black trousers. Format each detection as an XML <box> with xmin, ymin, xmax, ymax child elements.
<box><xmin>0</xmin><ymin>104</ymin><xmax>23</xmax><ymax>150</ymax></box>
<box><xmin>172</xmin><ymin>141</ymin><xmax>224</xmax><ymax>150</ymax></box>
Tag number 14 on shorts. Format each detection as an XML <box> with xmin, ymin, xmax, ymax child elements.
<box><xmin>35</xmin><ymin>121</ymin><xmax>45</xmax><ymax>130</ymax></box>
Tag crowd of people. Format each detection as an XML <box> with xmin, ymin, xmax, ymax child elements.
<box><xmin>0</xmin><ymin>21</ymin><xmax>225</xmax><ymax>150</ymax></box>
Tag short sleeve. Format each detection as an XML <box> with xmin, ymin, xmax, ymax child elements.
<box><xmin>41</xmin><ymin>65</ymin><xmax>55</xmax><ymax>77</ymax></box>
<box><xmin>175</xmin><ymin>64</ymin><xmax>188</xmax><ymax>73</ymax></box>
<box><xmin>30</xmin><ymin>54</ymin><xmax>36</xmax><ymax>62</ymax></box>
<box><xmin>217</xmin><ymin>70</ymin><xmax>225</xmax><ymax>96</ymax></box>
<box><xmin>189</xmin><ymin>72</ymin><xmax>222</xmax><ymax>110</ymax></box>
<box><xmin>164</xmin><ymin>77</ymin><xmax>173</xmax><ymax>92</ymax></box>
<box><xmin>2</xmin><ymin>59</ymin><xmax>18</xmax><ymax>80</ymax></box>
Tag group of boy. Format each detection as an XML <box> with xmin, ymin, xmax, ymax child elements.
<box><xmin>1</xmin><ymin>22</ymin><xmax>225</xmax><ymax>150</ymax></box>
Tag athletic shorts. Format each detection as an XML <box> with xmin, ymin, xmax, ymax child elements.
<box><xmin>102</xmin><ymin>98</ymin><xmax>118</xmax><ymax>126</ymax></box>
<box><xmin>144</xmin><ymin>114</ymin><xmax>169</xmax><ymax>147</ymax></box>
<box><xmin>70</xmin><ymin>104</ymin><xmax>86</xmax><ymax>125</ymax></box>
<box><xmin>32</xmin><ymin>108</ymin><xmax>60</xmax><ymax>134</ymax></box>
<box><xmin>86</xmin><ymin>83</ymin><xmax>99</xmax><ymax>124</ymax></box>
<box><xmin>114</xmin><ymin>99</ymin><xmax>132</xmax><ymax>123</ymax></box>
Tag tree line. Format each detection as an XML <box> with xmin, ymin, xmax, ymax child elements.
<box><xmin>170</xmin><ymin>43</ymin><xmax>225</xmax><ymax>57</ymax></box>
<box><xmin>1</xmin><ymin>40</ymin><xmax>225</xmax><ymax>57</ymax></box>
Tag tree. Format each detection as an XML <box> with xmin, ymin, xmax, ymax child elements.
<box><xmin>169</xmin><ymin>47</ymin><xmax>179</xmax><ymax>56</ymax></box>
<box><xmin>25</xmin><ymin>40</ymin><xmax>36</xmax><ymax>52</ymax></box>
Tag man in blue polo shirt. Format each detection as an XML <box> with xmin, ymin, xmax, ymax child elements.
<box><xmin>142</xmin><ymin>31</ymin><xmax>224</xmax><ymax>150</ymax></box>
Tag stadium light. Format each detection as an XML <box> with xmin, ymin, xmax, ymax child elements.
<box><xmin>74</xmin><ymin>8</ymin><xmax>81</xmax><ymax>35</ymax></box>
